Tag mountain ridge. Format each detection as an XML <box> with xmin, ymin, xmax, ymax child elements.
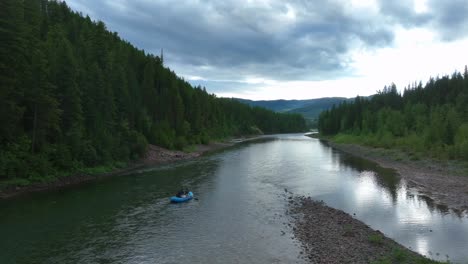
<box><xmin>234</xmin><ymin>97</ymin><xmax>355</xmax><ymax>127</ymax></box>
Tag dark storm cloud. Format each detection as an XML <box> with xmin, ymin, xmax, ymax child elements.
<box><xmin>428</xmin><ymin>0</ymin><xmax>468</xmax><ymax>41</ymax></box>
<box><xmin>65</xmin><ymin>0</ymin><xmax>468</xmax><ymax>92</ymax></box>
<box><xmin>376</xmin><ymin>0</ymin><xmax>468</xmax><ymax>41</ymax></box>
<box><xmin>377</xmin><ymin>0</ymin><xmax>430</xmax><ymax>26</ymax></box>
<box><xmin>66</xmin><ymin>0</ymin><xmax>394</xmax><ymax>83</ymax></box>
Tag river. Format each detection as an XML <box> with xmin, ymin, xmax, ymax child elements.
<box><xmin>1</xmin><ymin>134</ymin><xmax>467</xmax><ymax>263</ymax></box>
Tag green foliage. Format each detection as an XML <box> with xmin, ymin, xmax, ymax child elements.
<box><xmin>371</xmin><ymin>247</ymin><xmax>445</xmax><ymax>264</ymax></box>
<box><xmin>174</xmin><ymin>136</ymin><xmax>187</xmax><ymax>150</ymax></box>
<box><xmin>0</xmin><ymin>0</ymin><xmax>306</xmax><ymax>184</ymax></box>
<box><xmin>318</xmin><ymin>70</ymin><xmax>468</xmax><ymax>162</ymax></box>
<box><xmin>0</xmin><ymin>136</ymin><xmax>34</xmax><ymax>179</ymax></box>
<box><xmin>368</xmin><ymin>233</ymin><xmax>384</xmax><ymax>245</ymax></box>
<box><xmin>183</xmin><ymin>145</ymin><xmax>197</xmax><ymax>153</ymax></box>
<box><xmin>80</xmin><ymin>141</ymin><xmax>98</xmax><ymax>167</ymax></box>
<box><xmin>150</xmin><ymin>121</ymin><xmax>175</xmax><ymax>149</ymax></box>
<box><xmin>74</xmin><ymin>161</ymin><xmax>127</xmax><ymax>176</ymax></box>
<box><xmin>454</xmin><ymin>124</ymin><xmax>468</xmax><ymax>158</ymax></box>
<box><xmin>1</xmin><ymin>178</ymin><xmax>31</xmax><ymax>188</ymax></box>
<box><xmin>128</xmin><ymin>130</ymin><xmax>148</xmax><ymax>159</ymax></box>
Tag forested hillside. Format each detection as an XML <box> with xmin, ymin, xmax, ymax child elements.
<box><xmin>236</xmin><ymin>98</ymin><xmax>317</xmax><ymax>112</ymax></box>
<box><xmin>285</xmin><ymin>97</ymin><xmax>351</xmax><ymax>127</ymax></box>
<box><xmin>236</xmin><ymin>97</ymin><xmax>349</xmax><ymax>127</ymax></box>
<box><xmin>0</xmin><ymin>0</ymin><xmax>306</xmax><ymax>181</ymax></box>
<box><xmin>318</xmin><ymin>70</ymin><xmax>468</xmax><ymax>161</ymax></box>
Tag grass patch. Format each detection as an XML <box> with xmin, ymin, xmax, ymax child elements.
<box><xmin>81</xmin><ymin>166</ymin><xmax>111</xmax><ymax>175</ymax></box>
<box><xmin>409</xmin><ymin>152</ymin><xmax>422</xmax><ymax>161</ymax></box>
<box><xmin>0</xmin><ymin>174</ymin><xmax>58</xmax><ymax>190</ymax></box>
<box><xmin>332</xmin><ymin>134</ymin><xmax>364</xmax><ymax>144</ymax></box>
<box><xmin>368</xmin><ymin>233</ymin><xmax>384</xmax><ymax>245</ymax></box>
<box><xmin>183</xmin><ymin>145</ymin><xmax>197</xmax><ymax>153</ymax></box>
<box><xmin>371</xmin><ymin>247</ymin><xmax>446</xmax><ymax>264</ymax></box>
<box><xmin>342</xmin><ymin>224</ymin><xmax>354</xmax><ymax>236</ymax></box>
<box><xmin>0</xmin><ymin>161</ymin><xmax>130</xmax><ymax>192</ymax></box>
<box><xmin>0</xmin><ymin>178</ymin><xmax>31</xmax><ymax>188</ymax></box>
<box><xmin>114</xmin><ymin>161</ymin><xmax>127</xmax><ymax>169</ymax></box>
<box><xmin>53</xmin><ymin>161</ymin><xmax>127</xmax><ymax>178</ymax></box>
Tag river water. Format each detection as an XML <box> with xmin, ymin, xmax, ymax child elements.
<box><xmin>1</xmin><ymin>134</ymin><xmax>468</xmax><ymax>263</ymax></box>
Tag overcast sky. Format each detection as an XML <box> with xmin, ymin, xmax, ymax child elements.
<box><xmin>66</xmin><ymin>0</ymin><xmax>468</xmax><ymax>100</ymax></box>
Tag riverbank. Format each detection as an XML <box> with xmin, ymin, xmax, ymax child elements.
<box><xmin>329</xmin><ymin>141</ymin><xmax>468</xmax><ymax>213</ymax></box>
<box><xmin>310</xmin><ymin>135</ymin><xmax>468</xmax><ymax>213</ymax></box>
<box><xmin>289</xmin><ymin>195</ymin><xmax>442</xmax><ymax>264</ymax></box>
<box><xmin>0</xmin><ymin>138</ymin><xmax>251</xmax><ymax>199</ymax></box>
<box><xmin>141</xmin><ymin>142</ymin><xmax>232</xmax><ymax>165</ymax></box>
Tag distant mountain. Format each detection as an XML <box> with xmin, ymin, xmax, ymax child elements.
<box><xmin>234</xmin><ymin>97</ymin><xmax>353</xmax><ymax>127</ymax></box>
<box><xmin>286</xmin><ymin>97</ymin><xmax>353</xmax><ymax>122</ymax></box>
<box><xmin>235</xmin><ymin>98</ymin><xmax>342</xmax><ymax>112</ymax></box>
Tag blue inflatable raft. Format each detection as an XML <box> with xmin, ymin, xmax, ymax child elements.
<box><xmin>170</xmin><ymin>191</ymin><xmax>194</xmax><ymax>203</ymax></box>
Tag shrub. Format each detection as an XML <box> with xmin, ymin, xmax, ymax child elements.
<box><xmin>129</xmin><ymin>130</ymin><xmax>148</xmax><ymax>159</ymax></box>
<box><xmin>0</xmin><ymin>136</ymin><xmax>33</xmax><ymax>179</ymax></box>
<box><xmin>80</xmin><ymin>141</ymin><xmax>99</xmax><ymax>166</ymax></box>
<box><xmin>455</xmin><ymin>124</ymin><xmax>468</xmax><ymax>160</ymax></box>
<box><xmin>174</xmin><ymin>136</ymin><xmax>187</xmax><ymax>150</ymax></box>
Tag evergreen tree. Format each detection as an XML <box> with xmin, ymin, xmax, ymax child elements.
<box><xmin>0</xmin><ymin>0</ymin><xmax>306</xmax><ymax>180</ymax></box>
<box><xmin>0</xmin><ymin>0</ymin><xmax>26</xmax><ymax>143</ymax></box>
<box><xmin>318</xmin><ymin>71</ymin><xmax>468</xmax><ymax>161</ymax></box>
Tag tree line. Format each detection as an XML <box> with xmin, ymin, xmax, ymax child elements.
<box><xmin>0</xmin><ymin>0</ymin><xmax>306</xmax><ymax>181</ymax></box>
<box><xmin>318</xmin><ymin>68</ymin><xmax>468</xmax><ymax>161</ymax></box>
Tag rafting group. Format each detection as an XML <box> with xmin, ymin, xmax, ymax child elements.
<box><xmin>170</xmin><ymin>188</ymin><xmax>194</xmax><ymax>203</ymax></box>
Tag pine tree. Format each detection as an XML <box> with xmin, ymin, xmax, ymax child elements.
<box><xmin>0</xmin><ymin>0</ymin><xmax>26</xmax><ymax>143</ymax></box>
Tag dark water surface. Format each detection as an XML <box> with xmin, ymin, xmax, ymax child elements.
<box><xmin>1</xmin><ymin>134</ymin><xmax>467</xmax><ymax>263</ymax></box>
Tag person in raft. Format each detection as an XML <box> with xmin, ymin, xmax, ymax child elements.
<box><xmin>176</xmin><ymin>189</ymin><xmax>188</xmax><ymax>198</ymax></box>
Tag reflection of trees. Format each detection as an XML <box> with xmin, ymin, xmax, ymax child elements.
<box><xmin>412</xmin><ymin>194</ymin><xmax>450</xmax><ymax>215</ymax></box>
<box><xmin>406</xmin><ymin>193</ymin><xmax>461</xmax><ymax>216</ymax></box>
<box><xmin>340</xmin><ymin>154</ymin><xmax>401</xmax><ymax>204</ymax></box>
<box><xmin>318</xmin><ymin>140</ymin><xmax>459</xmax><ymax>216</ymax></box>
<box><xmin>18</xmin><ymin>159</ymin><xmax>220</xmax><ymax>263</ymax></box>
<box><xmin>318</xmin><ymin>140</ymin><xmax>402</xmax><ymax>204</ymax></box>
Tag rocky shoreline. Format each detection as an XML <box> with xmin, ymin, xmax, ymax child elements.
<box><xmin>319</xmin><ymin>139</ymin><xmax>468</xmax><ymax>213</ymax></box>
<box><xmin>0</xmin><ymin>140</ymin><xmax>240</xmax><ymax>199</ymax></box>
<box><xmin>289</xmin><ymin>195</ymin><xmax>440</xmax><ymax>264</ymax></box>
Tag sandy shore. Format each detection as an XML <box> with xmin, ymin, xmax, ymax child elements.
<box><xmin>320</xmin><ymin>140</ymin><xmax>468</xmax><ymax>213</ymax></box>
<box><xmin>289</xmin><ymin>195</ymin><xmax>438</xmax><ymax>264</ymax></box>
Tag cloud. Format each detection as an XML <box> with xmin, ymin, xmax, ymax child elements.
<box><xmin>428</xmin><ymin>0</ymin><xmax>468</xmax><ymax>41</ymax></box>
<box><xmin>65</xmin><ymin>0</ymin><xmax>468</xmax><ymax>97</ymax></box>
<box><xmin>377</xmin><ymin>0</ymin><xmax>431</xmax><ymax>27</ymax></box>
<box><xmin>376</xmin><ymin>0</ymin><xmax>468</xmax><ymax>41</ymax></box>
<box><xmin>66</xmin><ymin>0</ymin><xmax>395</xmax><ymax>83</ymax></box>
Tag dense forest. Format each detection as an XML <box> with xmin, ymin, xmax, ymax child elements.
<box><xmin>0</xmin><ymin>0</ymin><xmax>306</xmax><ymax>182</ymax></box>
<box><xmin>318</xmin><ymin>69</ymin><xmax>468</xmax><ymax>161</ymax></box>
